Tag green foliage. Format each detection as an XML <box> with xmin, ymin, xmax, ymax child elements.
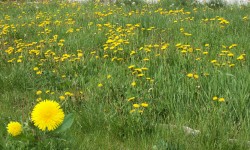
<box><xmin>0</xmin><ymin>0</ymin><xmax>250</xmax><ymax>149</ymax></box>
<box><xmin>54</xmin><ymin>113</ymin><xmax>75</xmax><ymax>133</ymax></box>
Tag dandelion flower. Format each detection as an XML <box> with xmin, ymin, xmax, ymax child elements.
<box><xmin>193</xmin><ymin>74</ymin><xmax>199</xmax><ymax>79</ymax></box>
<box><xmin>7</xmin><ymin>121</ymin><xmax>22</xmax><ymax>136</ymax></box>
<box><xmin>187</xmin><ymin>73</ymin><xmax>193</xmax><ymax>78</ymax></box>
<box><xmin>107</xmin><ymin>75</ymin><xmax>112</xmax><ymax>79</ymax></box>
<box><xmin>98</xmin><ymin>83</ymin><xmax>103</xmax><ymax>87</ymax></box>
<box><xmin>212</xmin><ymin>96</ymin><xmax>218</xmax><ymax>101</ymax></box>
<box><xmin>131</xmin><ymin>81</ymin><xmax>136</xmax><ymax>86</ymax></box>
<box><xmin>128</xmin><ymin>97</ymin><xmax>135</xmax><ymax>101</ymax></box>
<box><xmin>59</xmin><ymin>96</ymin><xmax>66</xmax><ymax>101</ymax></box>
<box><xmin>65</xmin><ymin>92</ymin><xmax>73</xmax><ymax>96</ymax></box>
<box><xmin>141</xmin><ymin>102</ymin><xmax>149</xmax><ymax>107</ymax></box>
<box><xmin>31</xmin><ymin>100</ymin><xmax>65</xmax><ymax>131</ymax></box>
<box><xmin>130</xmin><ymin>109</ymin><xmax>136</xmax><ymax>113</ymax></box>
<box><xmin>36</xmin><ymin>90</ymin><xmax>42</xmax><ymax>95</ymax></box>
<box><xmin>218</xmin><ymin>98</ymin><xmax>225</xmax><ymax>102</ymax></box>
<box><xmin>133</xmin><ymin>104</ymin><xmax>140</xmax><ymax>108</ymax></box>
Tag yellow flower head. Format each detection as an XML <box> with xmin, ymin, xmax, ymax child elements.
<box><xmin>59</xmin><ymin>95</ymin><xmax>66</xmax><ymax>101</ymax></box>
<box><xmin>98</xmin><ymin>83</ymin><xmax>103</xmax><ymax>87</ymax></box>
<box><xmin>31</xmin><ymin>100</ymin><xmax>65</xmax><ymax>131</ymax></box>
<box><xmin>218</xmin><ymin>98</ymin><xmax>225</xmax><ymax>102</ymax></box>
<box><xmin>36</xmin><ymin>90</ymin><xmax>42</xmax><ymax>95</ymax></box>
<box><xmin>212</xmin><ymin>96</ymin><xmax>218</xmax><ymax>101</ymax></box>
<box><xmin>133</xmin><ymin>104</ymin><xmax>140</xmax><ymax>108</ymax></box>
<box><xmin>193</xmin><ymin>74</ymin><xmax>199</xmax><ymax>79</ymax></box>
<box><xmin>131</xmin><ymin>81</ymin><xmax>136</xmax><ymax>86</ymax></box>
<box><xmin>7</xmin><ymin>121</ymin><xmax>22</xmax><ymax>136</ymax></box>
<box><xmin>187</xmin><ymin>73</ymin><xmax>193</xmax><ymax>78</ymax></box>
<box><xmin>141</xmin><ymin>102</ymin><xmax>149</xmax><ymax>107</ymax></box>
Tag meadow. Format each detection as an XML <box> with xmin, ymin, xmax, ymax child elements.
<box><xmin>0</xmin><ymin>0</ymin><xmax>249</xmax><ymax>149</ymax></box>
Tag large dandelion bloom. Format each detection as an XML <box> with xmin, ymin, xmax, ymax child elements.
<box><xmin>31</xmin><ymin>100</ymin><xmax>65</xmax><ymax>131</ymax></box>
<box><xmin>6</xmin><ymin>121</ymin><xmax>22</xmax><ymax>136</ymax></box>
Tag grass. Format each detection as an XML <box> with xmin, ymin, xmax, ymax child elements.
<box><xmin>0</xmin><ymin>0</ymin><xmax>249</xmax><ymax>149</ymax></box>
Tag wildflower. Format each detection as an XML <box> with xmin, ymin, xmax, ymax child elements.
<box><xmin>237</xmin><ymin>54</ymin><xmax>245</xmax><ymax>60</ymax></box>
<box><xmin>227</xmin><ymin>53</ymin><xmax>234</xmax><ymax>57</ymax></box>
<box><xmin>138</xmin><ymin>74</ymin><xmax>144</xmax><ymax>77</ymax></box>
<box><xmin>187</xmin><ymin>73</ymin><xmax>193</xmax><ymax>78</ymax></box>
<box><xmin>33</xmin><ymin>67</ymin><xmax>39</xmax><ymax>71</ymax></box>
<box><xmin>133</xmin><ymin>104</ymin><xmax>140</xmax><ymax>108</ymax></box>
<box><xmin>211</xmin><ymin>60</ymin><xmax>217</xmax><ymax>63</ymax></box>
<box><xmin>229</xmin><ymin>64</ymin><xmax>235</xmax><ymax>67</ymax></box>
<box><xmin>203</xmin><ymin>51</ymin><xmax>208</xmax><ymax>55</ymax></box>
<box><xmin>36</xmin><ymin>71</ymin><xmax>42</xmax><ymax>75</ymax></box>
<box><xmin>243</xmin><ymin>16</ymin><xmax>248</xmax><ymax>21</ymax></box>
<box><xmin>193</xmin><ymin>74</ymin><xmax>199</xmax><ymax>79</ymax></box>
<box><xmin>6</xmin><ymin>121</ymin><xmax>22</xmax><ymax>136</ymax></box>
<box><xmin>184</xmin><ymin>33</ymin><xmax>192</xmax><ymax>36</ymax></box>
<box><xmin>212</xmin><ymin>96</ymin><xmax>218</xmax><ymax>101</ymax></box>
<box><xmin>131</xmin><ymin>81</ymin><xmax>136</xmax><ymax>86</ymax></box>
<box><xmin>77</xmin><ymin>53</ymin><xmax>83</xmax><ymax>57</ymax></box>
<box><xmin>128</xmin><ymin>97</ymin><xmax>135</xmax><ymax>101</ymax></box>
<box><xmin>65</xmin><ymin>92</ymin><xmax>73</xmax><ymax>96</ymax></box>
<box><xmin>218</xmin><ymin>98</ymin><xmax>225</xmax><ymax>102</ymax></box>
<box><xmin>31</xmin><ymin>100</ymin><xmax>65</xmax><ymax>131</ymax></box>
<box><xmin>205</xmin><ymin>44</ymin><xmax>209</xmax><ymax>47</ymax></box>
<box><xmin>36</xmin><ymin>90</ymin><xmax>42</xmax><ymax>95</ymax></box>
<box><xmin>36</xmin><ymin>97</ymin><xmax>42</xmax><ymax>102</ymax></box>
<box><xmin>107</xmin><ymin>75</ymin><xmax>112</xmax><ymax>79</ymax></box>
<box><xmin>141</xmin><ymin>102</ymin><xmax>149</xmax><ymax>107</ymax></box>
<box><xmin>46</xmin><ymin>90</ymin><xmax>50</xmax><ymax>94</ymax></box>
<box><xmin>141</xmin><ymin>67</ymin><xmax>148</xmax><ymax>71</ymax></box>
<box><xmin>98</xmin><ymin>83</ymin><xmax>103</xmax><ymax>87</ymax></box>
<box><xmin>59</xmin><ymin>96</ymin><xmax>66</xmax><ymax>101</ymax></box>
<box><xmin>130</xmin><ymin>109</ymin><xmax>136</xmax><ymax>113</ymax></box>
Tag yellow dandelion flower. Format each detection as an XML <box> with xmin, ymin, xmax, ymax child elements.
<box><xmin>193</xmin><ymin>74</ymin><xmax>199</xmax><ymax>79</ymax></box>
<box><xmin>36</xmin><ymin>71</ymin><xmax>42</xmax><ymax>75</ymax></box>
<box><xmin>211</xmin><ymin>60</ymin><xmax>217</xmax><ymax>63</ymax></box>
<box><xmin>203</xmin><ymin>51</ymin><xmax>209</xmax><ymax>55</ymax></box>
<box><xmin>128</xmin><ymin>97</ymin><xmax>135</xmax><ymax>101</ymax></box>
<box><xmin>227</xmin><ymin>53</ymin><xmax>234</xmax><ymax>57</ymax></box>
<box><xmin>64</xmin><ymin>92</ymin><xmax>73</xmax><ymax>96</ymax></box>
<box><xmin>36</xmin><ymin>90</ymin><xmax>42</xmax><ymax>95</ymax></box>
<box><xmin>31</xmin><ymin>100</ymin><xmax>65</xmax><ymax>131</ymax></box>
<box><xmin>130</xmin><ymin>109</ymin><xmax>136</xmax><ymax>113</ymax></box>
<box><xmin>212</xmin><ymin>96</ymin><xmax>218</xmax><ymax>101</ymax></box>
<box><xmin>218</xmin><ymin>98</ymin><xmax>225</xmax><ymax>102</ymax></box>
<box><xmin>229</xmin><ymin>64</ymin><xmax>235</xmax><ymax>67</ymax></box>
<box><xmin>98</xmin><ymin>83</ymin><xmax>103</xmax><ymax>87</ymax></box>
<box><xmin>33</xmin><ymin>67</ymin><xmax>39</xmax><ymax>71</ymax></box>
<box><xmin>141</xmin><ymin>102</ymin><xmax>149</xmax><ymax>107</ymax></box>
<box><xmin>187</xmin><ymin>73</ymin><xmax>193</xmax><ymax>78</ymax></box>
<box><xmin>59</xmin><ymin>96</ymin><xmax>66</xmax><ymax>101</ymax></box>
<box><xmin>133</xmin><ymin>104</ymin><xmax>140</xmax><ymax>108</ymax></box>
<box><xmin>237</xmin><ymin>55</ymin><xmax>245</xmax><ymax>60</ymax></box>
<box><xmin>36</xmin><ymin>97</ymin><xmax>42</xmax><ymax>102</ymax></box>
<box><xmin>7</xmin><ymin>121</ymin><xmax>22</xmax><ymax>136</ymax></box>
<box><xmin>137</xmin><ymin>74</ymin><xmax>144</xmax><ymax>77</ymax></box>
<box><xmin>107</xmin><ymin>75</ymin><xmax>112</xmax><ymax>79</ymax></box>
<box><xmin>131</xmin><ymin>81</ymin><xmax>136</xmax><ymax>86</ymax></box>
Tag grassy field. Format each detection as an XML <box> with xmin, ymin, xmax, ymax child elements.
<box><xmin>0</xmin><ymin>0</ymin><xmax>249</xmax><ymax>149</ymax></box>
